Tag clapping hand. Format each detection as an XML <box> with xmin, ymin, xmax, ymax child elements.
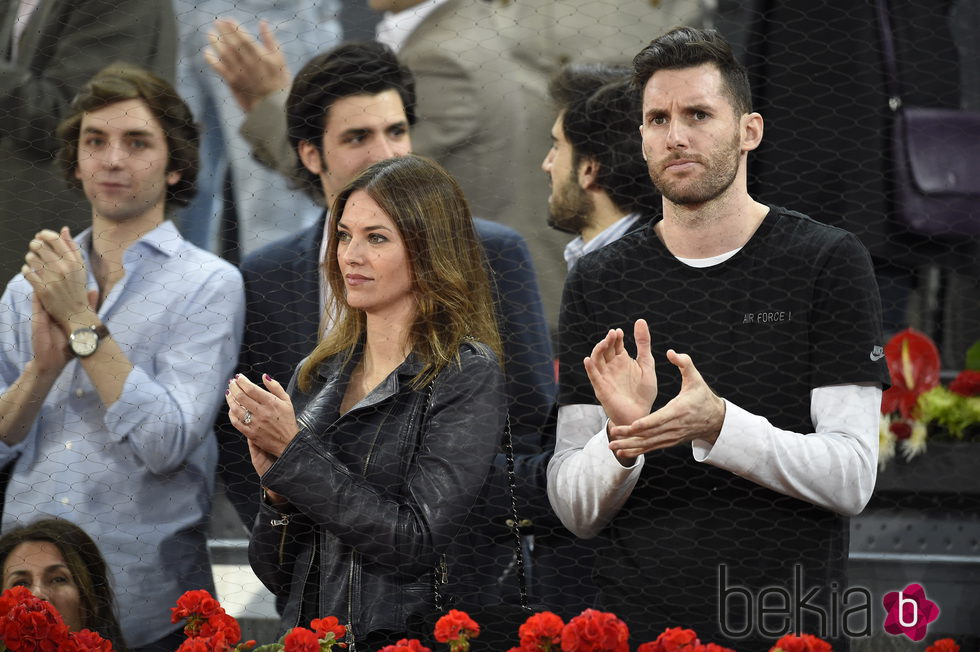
<box><xmin>584</xmin><ymin>318</ymin><xmax>725</xmax><ymax>461</ymax></box>
<box><xmin>226</xmin><ymin>373</ymin><xmax>300</xmax><ymax>476</ymax></box>
<box><xmin>607</xmin><ymin>348</ymin><xmax>726</xmax><ymax>461</ymax></box>
<box><xmin>228</xmin><ymin>374</ymin><xmax>299</xmax><ymax>506</ymax></box>
<box><xmin>22</xmin><ymin>227</ymin><xmax>97</xmax><ymax>373</ymax></box>
<box><xmin>583</xmin><ymin>318</ymin><xmax>657</xmax><ymax>428</ymax></box>
<box><xmin>205</xmin><ymin>19</ymin><xmax>292</xmax><ymax>113</ymax></box>
<box><xmin>23</xmin><ymin>228</ymin><xmax>93</xmax><ymax>329</ymax></box>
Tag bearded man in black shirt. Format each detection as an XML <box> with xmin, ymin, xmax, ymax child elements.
<box><xmin>547</xmin><ymin>27</ymin><xmax>889</xmax><ymax>649</ymax></box>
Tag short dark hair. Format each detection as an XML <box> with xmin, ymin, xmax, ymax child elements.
<box><xmin>632</xmin><ymin>27</ymin><xmax>752</xmax><ymax>116</ymax></box>
<box><xmin>0</xmin><ymin>518</ymin><xmax>127</xmax><ymax>649</ymax></box>
<box><xmin>561</xmin><ymin>78</ymin><xmax>660</xmax><ymax>216</ymax></box>
<box><xmin>287</xmin><ymin>41</ymin><xmax>417</xmax><ymax>203</ymax></box>
<box><xmin>548</xmin><ymin>62</ymin><xmax>631</xmax><ymax>113</ymax></box>
<box><xmin>57</xmin><ymin>63</ymin><xmax>198</xmax><ymax>209</ymax></box>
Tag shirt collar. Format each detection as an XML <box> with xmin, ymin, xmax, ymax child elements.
<box><xmin>76</xmin><ymin>219</ymin><xmax>184</xmax><ymax>260</ymax></box>
<box><xmin>563</xmin><ymin>212</ymin><xmax>641</xmax><ymax>271</ymax></box>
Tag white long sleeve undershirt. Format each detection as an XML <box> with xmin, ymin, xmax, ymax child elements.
<box><xmin>546</xmin><ymin>383</ymin><xmax>881</xmax><ymax>539</ymax></box>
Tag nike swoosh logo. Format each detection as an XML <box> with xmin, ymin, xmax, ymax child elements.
<box><xmin>870</xmin><ymin>352</ymin><xmax>885</xmax><ymax>361</ymax></box>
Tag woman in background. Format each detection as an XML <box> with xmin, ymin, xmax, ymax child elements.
<box><xmin>0</xmin><ymin>517</ymin><xmax>127</xmax><ymax>649</ymax></box>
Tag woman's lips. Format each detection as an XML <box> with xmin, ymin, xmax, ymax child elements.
<box><xmin>345</xmin><ymin>274</ymin><xmax>371</xmax><ymax>286</ymax></box>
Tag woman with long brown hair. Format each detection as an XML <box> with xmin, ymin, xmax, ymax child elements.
<box><xmin>226</xmin><ymin>155</ymin><xmax>505</xmax><ymax>650</ymax></box>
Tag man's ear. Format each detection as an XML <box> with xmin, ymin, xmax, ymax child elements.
<box><xmin>741</xmin><ymin>112</ymin><xmax>764</xmax><ymax>153</ymax></box>
<box><xmin>577</xmin><ymin>158</ymin><xmax>598</xmax><ymax>191</ymax></box>
<box><xmin>298</xmin><ymin>140</ymin><xmax>324</xmax><ymax>175</ymax></box>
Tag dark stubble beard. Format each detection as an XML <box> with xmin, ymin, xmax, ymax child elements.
<box><xmin>546</xmin><ymin>168</ymin><xmax>592</xmax><ymax>235</ymax></box>
<box><xmin>649</xmin><ymin>129</ymin><xmax>741</xmax><ymax>206</ymax></box>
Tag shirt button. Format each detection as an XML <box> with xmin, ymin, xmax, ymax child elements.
<box><xmin>65</xmin><ymin>441</ymin><xmax>73</xmax><ymax>450</ymax></box>
<box><xmin>60</xmin><ymin>497</ymin><xmax>70</xmax><ymax>505</ymax></box>
<box><xmin>75</xmin><ymin>388</ymin><xmax>84</xmax><ymax>398</ymax></box>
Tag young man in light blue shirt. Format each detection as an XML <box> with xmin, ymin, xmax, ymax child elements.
<box><xmin>0</xmin><ymin>64</ymin><xmax>244</xmax><ymax>652</ymax></box>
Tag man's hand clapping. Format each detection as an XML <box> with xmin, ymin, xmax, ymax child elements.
<box><xmin>584</xmin><ymin>318</ymin><xmax>726</xmax><ymax>462</ymax></box>
<box><xmin>204</xmin><ymin>19</ymin><xmax>292</xmax><ymax>113</ymax></box>
<box><xmin>583</xmin><ymin>318</ymin><xmax>657</xmax><ymax>428</ymax></box>
<box><xmin>22</xmin><ymin>227</ymin><xmax>95</xmax><ymax>330</ymax></box>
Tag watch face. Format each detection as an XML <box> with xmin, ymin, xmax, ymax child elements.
<box><xmin>70</xmin><ymin>328</ymin><xmax>99</xmax><ymax>357</ymax></box>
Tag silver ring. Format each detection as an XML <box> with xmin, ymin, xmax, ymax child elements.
<box><xmin>243</xmin><ymin>410</ymin><xmax>253</xmax><ymax>425</ymax></box>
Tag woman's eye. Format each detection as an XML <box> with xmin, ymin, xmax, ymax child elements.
<box><xmin>336</xmin><ymin>231</ymin><xmax>351</xmax><ymax>242</ymax></box>
<box><xmin>368</xmin><ymin>233</ymin><xmax>388</xmax><ymax>244</ymax></box>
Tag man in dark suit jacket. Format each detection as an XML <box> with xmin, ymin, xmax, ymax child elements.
<box><xmin>216</xmin><ymin>42</ymin><xmax>556</xmax><ymax>610</ymax></box>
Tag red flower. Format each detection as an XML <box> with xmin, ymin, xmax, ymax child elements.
<box><xmin>694</xmin><ymin>645</ymin><xmax>736</xmax><ymax>652</ymax></box>
<box><xmin>378</xmin><ymin>639</ymin><xmax>433</xmax><ymax>652</ymax></box>
<box><xmin>171</xmin><ymin>589</ymin><xmax>224</xmax><ymax>624</ymax></box>
<box><xmin>284</xmin><ymin>626</ymin><xmax>321</xmax><ymax>652</ymax></box>
<box><xmin>175</xmin><ymin>638</ymin><xmax>214</xmax><ymax>652</ymax></box>
<box><xmin>434</xmin><ymin>609</ymin><xmax>480</xmax><ymax>643</ymax></box>
<box><xmin>0</xmin><ymin>585</ymin><xmax>31</xmax><ymax>615</ymax></box>
<box><xmin>434</xmin><ymin>609</ymin><xmax>480</xmax><ymax>652</ymax></box>
<box><xmin>559</xmin><ymin>609</ymin><xmax>628</xmax><ymax>652</ymax></box>
<box><xmin>925</xmin><ymin>640</ymin><xmax>960</xmax><ymax>652</ymax></box>
<box><xmin>64</xmin><ymin>629</ymin><xmax>115</xmax><ymax>652</ymax></box>
<box><xmin>197</xmin><ymin>612</ymin><xmax>241</xmax><ymax>643</ymax></box>
<box><xmin>881</xmin><ymin>328</ymin><xmax>941</xmax><ymax>418</ymax></box>
<box><xmin>889</xmin><ymin>419</ymin><xmax>913</xmax><ymax>440</ymax></box>
<box><xmin>311</xmin><ymin>615</ymin><xmax>347</xmax><ymax>642</ymax></box>
<box><xmin>0</xmin><ymin>587</ymin><xmax>72</xmax><ymax>652</ymax></box>
<box><xmin>518</xmin><ymin>612</ymin><xmax>565</xmax><ymax>651</ymax></box>
<box><xmin>206</xmin><ymin>629</ymin><xmax>242</xmax><ymax>652</ymax></box>
<box><xmin>769</xmin><ymin>633</ymin><xmax>833</xmax><ymax>652</ymax></box>
<box><xmin>170</xmin><ymin>589</ymin><xmax>244</xmax><ymax>651</ymax></box>
<box><xmin>949</xmin><ymin>370</ymin><xmax>980</xmax><ymax>397</ymax></box>
<box><xmin>638</xmin><ymin>627</ymin><xmax>700</xmax><ymax>652</ymax></box>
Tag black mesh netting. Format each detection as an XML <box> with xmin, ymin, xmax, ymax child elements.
<box><xmin>0</xmin><ymin>1</ymin><xmax>977</xmax><ymax>651</ymax></box>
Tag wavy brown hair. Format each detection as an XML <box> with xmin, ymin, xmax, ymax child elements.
<box><xmin>56</xmin><ymin>63</ymin><xmax>199</xmax><ymax>210</ymax></box>
<box><xmin>298</xmin><ymin>155</ymin><xmax>501</xmax><ymax>391</ymax></box>
<box><xmin>0</xmin><ymin>518</ymin><xmax>127</xmax><ymax>650</ymax></box>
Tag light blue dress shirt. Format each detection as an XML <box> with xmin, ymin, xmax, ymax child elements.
<box><xmin>562</xmin><ymin>212</ymin><xmax>642</xmax><ymax>271</ymax></box>
<box><xmin>0</xmin><ymin>220</ymin><xmax>245</xmax><ymax>646</ymax></box>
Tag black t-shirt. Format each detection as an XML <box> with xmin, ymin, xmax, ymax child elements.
<box><xmin>557</xmin><ymin>206</ymin><xmax>889</xmax><ymax>645</ymax></box>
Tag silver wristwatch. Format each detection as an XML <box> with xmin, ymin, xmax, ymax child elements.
<box><xmin>68</xmin><ymin>324</ymin><xmax>110</xmax><ymax>358</ymax></box>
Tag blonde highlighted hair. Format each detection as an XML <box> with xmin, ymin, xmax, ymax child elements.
<box><xmin>298</xmin><ymin>155</ymin><xmax>502</xmax><ymax>391</ymax></box>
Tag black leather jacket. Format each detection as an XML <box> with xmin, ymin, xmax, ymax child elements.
<box><xmin>249</xmin><ymin>341</ymin><xmax>505</xmax><ymax>644</ymax></box>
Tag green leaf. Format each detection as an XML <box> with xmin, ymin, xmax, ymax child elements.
<box><xmin>965</xmin><ymin>339</ymin><xmax>980</xmax><ymax>371</ymax></box>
